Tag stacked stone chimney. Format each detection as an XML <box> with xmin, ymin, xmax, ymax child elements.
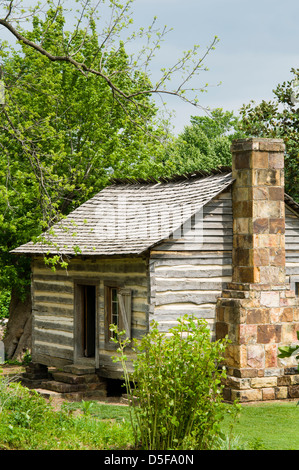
<box><xmin>216</xmin><ymin>138</ymin><xmax>299</xmax><ymax>402</ymax></box>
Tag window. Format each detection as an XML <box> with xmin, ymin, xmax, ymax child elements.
<box><xmin>295</xmin><ymin>282</ymin><xmax>299</xmax><ymax>297</ymax></box>
<box><xmin>105</xmin><ymin>285</ymin><xmax>132</xmax><ymax>344</ymax></box>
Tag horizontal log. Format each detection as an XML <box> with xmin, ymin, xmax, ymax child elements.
<box><xmin>33</xmin><ymin>281</ymin><xmax>73</xmax><ymax>294</ymax></box>
<box><xmin>155</xmin><ymin>292</ymin><xmax>220</xmax><ymax>306</ymax></box>
<box><xmin>34</xmin><ymin>295</ymin><xmax>73</xmax><ymax>305</ymax></box>
<box><xmin>34</xmin><ymin>328</ymin><xmax>73</xmax><ymax>347</ymax></box>
<box><xmin>150</xmin><ymin>310</ymin><xmax>216</xmax><ymax>321</ymax></box>
<box><xmin>153</xmin><ymin>268</ymin><xmax>232</xmax><ymax>278</ymax></box>
<box><xmin>32</xmin><ymin>305</ymin><xmax>74</xmax><ymax>316</ymax></box>
<box><xmin>155</xmin><ymin>280</ymin><xmax>227</xmax><ymax>292</ymax></box>
<box><xmin>34</xmin><ymin>318</ymin><xmax>74</xmax><ymax>332</ymax></box>
<box><xmin>34</xmin><ymin>342</ymin><xmax>74</xmax><ymax>361</ymax></box>
<box><xmin>150</xmin><ymin>252</ymin><xmax>232</xmax><ymax>260</ymax></box>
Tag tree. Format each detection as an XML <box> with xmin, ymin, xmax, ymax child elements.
<box><xmin>0</xmin><ymin>0</ymin><xmax>219</xmax><ymax>125</ymax></box>
<box><xmin>0</xmin><ymin>7</ymin><xmax>165</xmax><ymax>360</ymax></box>
<box><xmin>166</xmin><ymin>108</ymin><xmax>243</xmax><ymax>173</ymax></box>
<box><xmin>239</xmin><ymin>68</ymin><xmax>299</xmax><ymax>203</ymax></box>
<box><xmin>0</xmin><ymin>2</ymin><xmax>219</xmax><ymax>359</ymax></box>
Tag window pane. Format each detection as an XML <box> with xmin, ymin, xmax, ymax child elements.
<box><xmin>111</xmin><ymin>288</ymin><xmax>119</xmax><ymax>328</ymax></box>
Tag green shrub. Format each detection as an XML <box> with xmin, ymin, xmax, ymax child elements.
<box><xmin>112</xmin><ymin>315</ymin><xmax>239</xmax><ymax>450</ymax></box>
<box><xmin>0</xmin><ymin>290</ymin><xmax>10</xmax><ymax>319</ymax></box>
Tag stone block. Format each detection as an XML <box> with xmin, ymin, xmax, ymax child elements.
<box><xmin>253</xmin><ymin>218</ymin><xmax>269</xmax><ymax>234</ymax></box>
<box><xmin>239</xmin><ymin>324</ymin><xmax>257</xmax><ymax>344</ymax></box>
<box><xmin>235</xmin><ymin>187</ymin><xmax>250</xmax><ymax>201</ymax></box>
<box><xmin>231</xmin><ymin>388</ymin><xmax>263</xmax><ymax>402</ymax></box>
<box><xmin>226</xmin><ymin>376</ymin><xmax>251</xmax><ymax>390</ymax></box>
<box><xmin>233</xmin><ymin>200</ymin><xmax>253</xmax><ymax>218</ymax></box>
<box><xmin>280</xmin><ymin>307</ymin><xmax>293</xmax><ymax>322</ymax></box>
<box><xmin>253</xmin><ymin>200</ymin><xmax>282</xmax><ymax>219</ymax></box>
<box><xmin>251</xmin><ymin>376</ymin><xmax>277</xmax><ymax>388</ymax></box>
<box><xmin>281</xmin><ymin>323</ymin><xmax>298</xmax><ymax>343</ymax></box>
<box><xmin>233</xmin><ymin>218</ymin><xmax>249</xmax><ymax>234</ymax></box>
<box><xmin>251</xmin><ymin>187</ymin><xmax>269</xmax><ymax>200</ymax></box>
<box><xmin>275</xmin><ymin>387</ymin><xmax>289</xmax><ymax>399</ymax></box>
<box><xmin>262</xmin><ymin>388</ymin><xmax>276</xmax><ymax>400</ymax></box>
<box><xmin>247</xmin><ymin>308</ymin><xmax>269</xmax><ymax>324</ymax></box>
<box><xmin>247</xmin><ymin>344</ymin><xmax>265</xmax><ymax>368</ymax></box>
<box><xmin>251</xmin><ymin>151</ymin><xmax>269</xmax><ymax>169</ymax></box>
<box><xmin>253</xmin><ymin>248</ymin><xmax>270</xmax><ymax>266</ymax></box>
<box><xmin>253</xmin><ymin>168</ymin><xmax>281</xmax><ymax>187</ymax></box>
<box><xmin>288</xmin><ymin>385</ymin><xmax>299</xmax><ymax>398</ymax></box>
<box><xmin>290</xmin><ymin>375</ymin><xmax>299</xmax><ymax>385</ymax></box>
<box><xmin>265</xmin><ymin>344</ymin><xmax>278</xmax><ymax>368</ymax></box>
<box><xmin>259</xmin><ymin>140</ymin><xmax>285</xmax><ymax>152</ymax></box>
<box><xmin>277</xmin><ymin>376</ymin><xmax>291</xmax><ymax>386</ymax></box>
<box><xmin>269</xmin><ymin>247</ymin><xmax>285</xmax><ymax>266</ymax></box>
<box><xmin>257</xmin><ymin>324</ymin><xmax>281</xmax><ymax>344</ymax></box>
<box><xmin>269</xmin><ymin>186</ymin><xmax>284</xmax><ymax>201</ymax></box>
<box><xmin>269</xmin><ymin>218</ymin><xmax>285</xmax><ymax>234</ymax></box>
<box><xmin>215</xmin><ymin>321</ymin><xmax>228</xmax><ymax>340</ymax></box>
<box><xmin>260</xmin><ymin>291</ymin><xmax>280</xmax><ymax>307</ymax></box>
<box><xmin>268</xmin><ymin>152</ymin><xmax>285</xmax><ymax>168</ymax></box>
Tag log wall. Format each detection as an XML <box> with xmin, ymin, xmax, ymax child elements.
<box><xmin>149</xmin><ymin>190</ymin><xmax>233</xmax><ymax>338</ymax></box>
<box><xmin>31</xmin><ymin>256</ymin><xmax>149</xmax><ymax>376</ymax></box>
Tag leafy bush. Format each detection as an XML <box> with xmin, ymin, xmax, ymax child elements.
<box><xmin>112</xmin><ymin>315</ymin><xmax>239</xmax><ymax>450</ymax></box>
<box><xmin>278</xmin><ymin>331</ymin><xmax>299</xmax><ymax>367</ymax></box>
<box><xmin>0</xmin><ymin>290</ymin><xmax>10</xmax><ymax>319</ymax></box>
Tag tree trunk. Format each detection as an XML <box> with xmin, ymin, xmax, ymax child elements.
<box><xmin>3</xmin><ymin>286</ymin><xmax>32</xmax><ymax>362</ymax></box>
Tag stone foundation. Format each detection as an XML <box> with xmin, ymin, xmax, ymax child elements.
<box><xmin>217</xmin><ymin>283</ymin><xmax>299</xmax><ymax>402</ymax></box>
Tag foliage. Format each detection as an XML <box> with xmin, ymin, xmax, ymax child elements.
<box><xmin>0</xmin><ymin>0</ymin><xmax>219</xmax><ymax>113</ymax></box>
<box><xmin>278</xmin><ymin>330</ymin><xmax>299</xmax><ymax>369</ymax></box>
<box><xmin>0</xmin><ymin>6</ymin><xmax>171</xmax><ymax>294</ymax></box>
<box><xmin>239</xmin><ymin>69</ymin><xmax>299</xmax><ymax>202</ymax></box>
<box><xmin>0</xmin><ymin>371</ymin><xmax>134</xmax><ymax>450</ymax></box>
<box><xmin>166</xmin><ymin>108</ymin><xmax>244</xmax><ymax>173</ymax></box>
<box><xmin>111</xmin><ymin>315</ymin><xmax>239</xmax><ymax>450</ymax></box>
<box><xmin>0</xmin><ymin>290</ymin><xmax>10</xmax><ymax>319</ymax></box>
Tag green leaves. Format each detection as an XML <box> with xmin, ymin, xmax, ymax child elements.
<box><xmin>239</xmin><ymin>70</ymin><xmax>299</xmax><ymax>203</ymax></box>
<box><xmin>278</xmin><ymin>331</ymin><xmax>299</xmax><ymax>361</ymax></box>
<box><xmin>166</xmin><ymin>108</ymin><xmax>243</xmax><ymax>174</ymax></box>
<box><xmin>112</xmin><ymin>315</ymin><xmax>236</xmax><ymax>450</ymax></box>
<box><xmin>0</xmin><ymin>5</ymin><xmax>169</xmax><ymax>292</ymax></box>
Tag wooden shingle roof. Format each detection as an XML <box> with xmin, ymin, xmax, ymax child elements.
<box><xmin>12</xmin><ymin>169</ymin><xmax>234</xmax><ymax>257</ymax></box>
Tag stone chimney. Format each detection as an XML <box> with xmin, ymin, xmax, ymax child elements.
<box><xmin>231</xmin><ymin>138</ymin><xmax>286</xmax><ymax>286</ymax></box>
<box><xmin>216</xmin><ymin>138</ymin><xmax>299</xmax><ymax>403</ymax></box>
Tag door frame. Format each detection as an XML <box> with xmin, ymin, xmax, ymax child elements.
<box><xmin>74</xmin><ymin>279</ymin><xmax>99</xmax><ymax>368</ymax></box>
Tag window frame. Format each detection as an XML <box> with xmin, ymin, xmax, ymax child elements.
<box><xmin>104</xmin><ymin>282</ymin><xmax>132</xmax><ymax>349</ymax></box>
<box><xmin>290</xmin><ymin>276</ymin><xmax>299</xmax><ymax>298</ymax></box>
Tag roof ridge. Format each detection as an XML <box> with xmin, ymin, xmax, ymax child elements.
<box><xmin>109</xmin><ymin>166</ymin><xmax>232</xmax><ymax>185</ymax></box>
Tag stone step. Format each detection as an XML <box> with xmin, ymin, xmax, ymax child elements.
<box><xmin>41</xmin><ymin>379</ymin><xmax>106</xmax><ymax>394</ymax></box>
<box><xmin>63</xmin><ymin>364</ymin><xmax>96</xmax><ymax>375</ymax></box>
<box><xmin>51</xmin><ymin>371</ymin><xmax>102</xmax><ymax>385</ymax></box>
<box><xmin>34</xmin><ymin>388</ymin><xmax>63</xmax><ymax>399</ymax></box>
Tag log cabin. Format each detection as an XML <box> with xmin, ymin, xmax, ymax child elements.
<box><xmin>12</xmin><ymin>138</ymin><xmax>299</xmax><ymax>401</ymax></box>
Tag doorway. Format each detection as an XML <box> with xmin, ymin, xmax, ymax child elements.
<box><xmin>77</xmin><ymin>284</ymin><xmax>96</xmax><ymax>358</ymax></box>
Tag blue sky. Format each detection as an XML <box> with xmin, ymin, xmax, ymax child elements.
<box><xmin>130</xmin><ymin>0</ymin><xmax>299</xmax><ymax>133</ymax></box>
<box><xmin>1</xmin><ymin>0</ymin><xmax>299</xmax><ymax>134</ymax></box>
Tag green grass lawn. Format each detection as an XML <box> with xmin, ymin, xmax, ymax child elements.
<box><xmin>222</xmin><ymin>401</ymin><xmax>299</xmax><ymax>450</ymax></box>
<box><xmin>1</xmin><ymin>369</ymin><xmax>299</xmax><ymax>450</ymax></box>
